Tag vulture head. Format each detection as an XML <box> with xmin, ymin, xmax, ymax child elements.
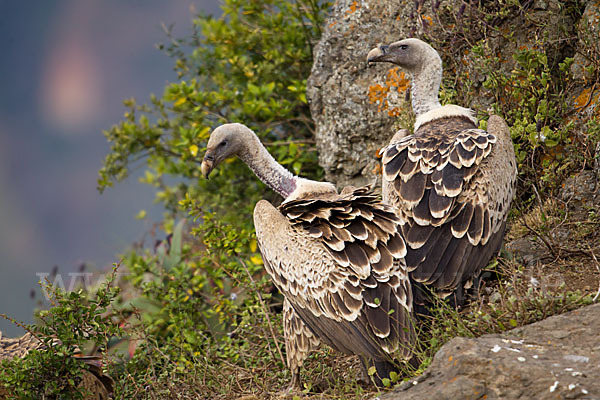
<box><xmin>367</xmin><ymin>38</ymin><xmax>441</xmax><ymax>73</ymax></box>
<box><xmin>368</xmin><ymin>38</ymin><xmax>444</xmax><ymax>117</ymax></box>
<box><xmin>201</xmin><ymin>123</ymin><xmax>248</xmax><ymax>178</ymax></box>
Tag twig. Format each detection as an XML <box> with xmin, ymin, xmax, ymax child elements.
<box><xmin>263</xmin><ymin>139</ymin><xmax>315</xmax><ymax>146</ymax></box>
<box><xmin>157</xmin><ymin>147</ymin><xmax>204</xmax><ymax>165</ymax></box>
<box><xmin>560</xmin><ymin>221</ymin><xmax>600</xmax><ymax>226</ymax></box>
<box><xmin>553</xmin><ymin>244</ymin><xmax>600</xmax><ymax>257</ymax></box>
<box><xmin>266</xmin><ymin>116</ymin><xmax>316</xmax><ymax>136</ymax></box>
<box><xmin>518</xmin><ymin>212</ymin><xmax>558</xmax><ymax>258</ymax></box>
<box><xmin>531</xmin><ymin>183</ymin><xmax>546</xmax><ymax>220</ymax></box>
<box><xmin>0</xmin><ymin>314</ymin><xmax>43</xmax><ymax>341</ymax></box>
<box><xmin>236</xmin><ymin>256</ymin><xmax>286</xmax><ymax>367</ymax></box>
<box><xmin>589</xmin><ymin>248</ymin><xmax>600</xmax><ymax>302</ymax></box>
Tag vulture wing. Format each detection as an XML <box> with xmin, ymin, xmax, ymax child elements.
<box><xmin>381</xmin><ymin>116</ymin><xmax>516</xmax><ymax>296</ymax></box>
<box><xmin>253</xmin><ymin>186</ymin><xmax>414</xmax><ymax>361</ymax></box>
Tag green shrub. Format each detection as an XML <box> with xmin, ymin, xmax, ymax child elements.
<box><xmin>0</xmin><ymin>269</ymin><xmax>122</xmax><ymax>399</ymax></box>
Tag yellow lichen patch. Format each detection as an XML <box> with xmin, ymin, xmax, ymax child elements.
<box><xmin>368</xmin><ymin>68</ymin><xmax>409</xmax><ymax>115</ymax></box>
<box><xmin>421</xmin><ymin>14</ymin><xmax>433</xmax><ymax>27</ymax></box>
<box><xmin>386</xmin><ymin>68</ymin><xmax>410</xmax><ymax>93</ymax></box>
<box><xmin>347</xmin><ymin>0</ymin><xmax>359</xmax><ymax>14</ymax></box>
<box><xmin>367</xmin><ymin>83</ymin><xmax>390</xmax><ymax>112</ymax></box>
<box><xmin>574</xmin><ymin>88</ymin><xmax>592</xmax><ymax>109</ymax></box>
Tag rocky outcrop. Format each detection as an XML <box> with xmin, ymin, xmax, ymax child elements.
<box><xmin>306</xmin><ymin>0</ymin><xmax>415</xmax><ymax>188</ymax></box>
<box><xmin>383</xmin><ymin>303</ymin><xmax>600</xmax><ymax>399</ymax></box>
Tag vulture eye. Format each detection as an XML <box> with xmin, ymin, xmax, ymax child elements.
<box><xmin>399</xmin><ymin>44</ymin><xmax>408</xmax><ymax>50</ymax></box>
<box><xmin>219</xmin><ymin>140</ymin><xmax>228</xmax><ymax>147</ymax></box>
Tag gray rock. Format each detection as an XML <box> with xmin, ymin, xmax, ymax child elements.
<box><xmin>505</xmin><ymin>236</ymin><xmax>549</xmax><ymax>266</ymax></box>
<box><xmin>570</xmin><ymin>1</ymin><xmax>600</xmax><ymax>83</ymax></box>
<box><xmin>506</xmin><ymin>168</ymin><xmax>598</xmax><ymax>266</ymax></box>
<box><xmin>383</xmin><ymin>303</ymin><xmax>600</xmax><ymax>399</ymax></box>
<box><xmin>559</xmin><ymin>170</ymin><xmax>598</xmax><ymax>209</ymax></box>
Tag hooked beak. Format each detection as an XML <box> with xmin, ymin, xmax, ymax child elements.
<box><xmin>366</xmin><ymin>44</ymin><xmax>390</xmax><ymax>65</ymax></box>
<box><xmin>201</xmin><ymin>154</ymin><xmax>214</xmax><ymax>179</ymax></box>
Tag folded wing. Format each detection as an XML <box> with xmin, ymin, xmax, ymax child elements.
<box><xmin>254</xmin><ymin>186</ymin><xmax>414</xmax><ymax>361</ymax></box>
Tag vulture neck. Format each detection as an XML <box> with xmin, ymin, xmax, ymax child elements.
<box><xmin>409</xmin><ymin>55</ymin><xmax>443</xmax><ymax>117</ymax></box>
<box><xmin>238</xmin><ymin>131</ymin><xmax>297</xmax><ymax>199</ymax></box>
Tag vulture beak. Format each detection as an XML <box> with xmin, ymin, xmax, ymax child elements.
<box><xmin>366</xmin><ymin>44</ymin><xmax>390</xmax><ymax>65</ymax></box>
<box><xmin>201</xmin><ymin>154</ymin><xmax>214</xmax><ymax>179</ymax></box>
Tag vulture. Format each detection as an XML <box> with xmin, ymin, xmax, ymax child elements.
<box><xmin>367</xmin><ymin>38</ymin><xmax>517</xmax><ymax>307</ymax></box>
<box><xmin>201</xmin><ymin>123</ymin><xmax>415</xmax><ymax>388</ymax></box>
<box><xmin>0</xmin><ymin>330</ymin><xmax>113</xmax><ymax>399</ymax></box>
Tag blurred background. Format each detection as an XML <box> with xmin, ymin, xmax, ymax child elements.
<box><xmin>0</xmin><ymin>0</ymin><xmax>220</xmax><ymax>336</ymax></box>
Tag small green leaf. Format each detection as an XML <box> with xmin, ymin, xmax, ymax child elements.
<box><xmin>173</xmin><ymin>97</ymin><xmax>187</xmax><ymax>107</ymax></box>
<box><xmin>135</xmin><ymin>209</ymin><xmax>147</xmax><ymax>220</ymax></box>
